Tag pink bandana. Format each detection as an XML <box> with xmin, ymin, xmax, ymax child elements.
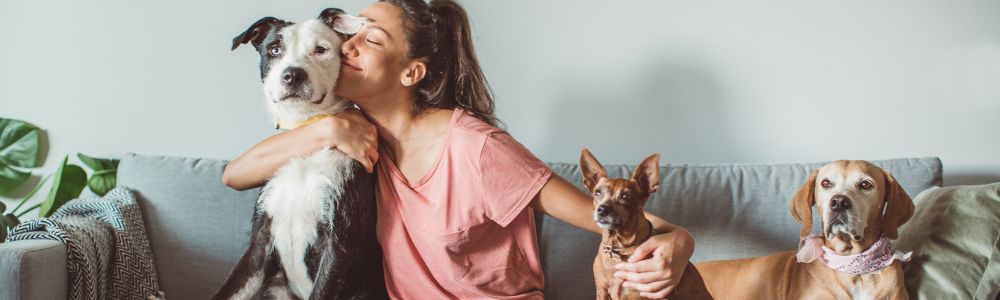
<box><xmin>796</xmin><ymin>234</ymin><xmax>912</xmax><ymax>275</ymax></box>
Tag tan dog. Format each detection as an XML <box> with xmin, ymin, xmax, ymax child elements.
<box><xmin>696</xmin><ymin>160</ymin><xmax>915</xmax><ymax>299</ymax></box>
<box><xmin>581</xmin><ymin>149</ymin><xmax>712</xmax><ymax>300</ymax></box>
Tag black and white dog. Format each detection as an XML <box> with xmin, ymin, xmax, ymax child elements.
<box><xmin>213</xmin><ymin>9</ymin><xmax>385</xmax><ymax>300</ymax></box>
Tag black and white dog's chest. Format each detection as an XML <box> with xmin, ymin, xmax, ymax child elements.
<box><xmin>261</xmin><ymin>149</ymin><xmax>354</xmax><ymax>229</ymax></box>
<box><xmin>259</xmin><ymin>149</ymin><xmax>355</xmax><ymax>297</ymax></box>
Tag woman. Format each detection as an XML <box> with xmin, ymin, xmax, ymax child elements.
<box><xmin>222</xmin><ymin>0</ymin><xmax>694</xmax><ymax>298</ymax></box>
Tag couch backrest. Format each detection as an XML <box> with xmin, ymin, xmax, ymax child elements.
<box><xmin>118</xmin><ymin>153</ymin><xmax>941</xmax><ymax>300</ymax></box>
<box><xmin>118</xmin><ymin>154</ymin><xmax>261</xmax><ymax>300</ymax></box>
<box><xmin>538</xmin><ymin>157</ymin><xmax>942</xmax><ymax>299</ymax></box>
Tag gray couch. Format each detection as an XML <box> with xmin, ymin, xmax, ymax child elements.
<box><xmin>0</xmin><ymin>153</ymin><xmax>942</xmax><ymax>299</ymax></box>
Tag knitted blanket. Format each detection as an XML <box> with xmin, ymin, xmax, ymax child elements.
<box><xmin>5</xmin><ymin>186</ymin><xmax>164</xmax><ymax>299</ymax></box>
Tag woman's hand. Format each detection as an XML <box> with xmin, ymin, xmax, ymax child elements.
<box><xmin>222</xmin><ymin>108</ymin><xmax>379</xmax><ymax>190</ymax></box>
<box><xmin>321</xmin><ymin>108</ymin><xmax>379</xmax><ymax>173</ymax></box>
<box><xmin>613</xmin><ymin>228</ymin><xmax>695</xmax><ymax>299</ymax></box>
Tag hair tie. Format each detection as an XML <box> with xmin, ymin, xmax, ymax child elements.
<box><xmin>429</xmin><ymin>11</ymin><xmax>442</xmax><ymax>55</ymax></box>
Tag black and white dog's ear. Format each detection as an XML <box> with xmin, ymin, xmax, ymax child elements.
<box><xmin>318</xmin><ymin>8</ymin><xmax>346</xmax><ymax>28</ymax></box>
<box><xmin>232</xmin><ymin>17</ymin><xmax>288</xmax><ymax>51</ymax></box>
<box><xmin>319</xmin><ymin>8</ymin><xmax>365</xmax><ymax>35</ymax></box>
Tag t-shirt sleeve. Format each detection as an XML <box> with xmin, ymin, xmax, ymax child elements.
<box><xmin>479</xmin><ymin>131</ymin><xmax>553</xmax><ymax>227</ymax></box>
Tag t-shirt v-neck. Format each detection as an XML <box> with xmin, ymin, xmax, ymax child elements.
<box><xmin>379</xmin><ymin>108</ymin><xmax>461</xmax><ymax>190</ymax></box>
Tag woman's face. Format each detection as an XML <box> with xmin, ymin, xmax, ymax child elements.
<box><xmin>336</xmin><ymin>2</ymin><xmax>412</xmax><ymax>103</ymax></box>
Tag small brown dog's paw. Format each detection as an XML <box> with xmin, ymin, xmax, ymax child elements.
<box><xmin>147</xmin><ymin>291</ymin><xmax>166</xmax><ymax>300</ymax></box>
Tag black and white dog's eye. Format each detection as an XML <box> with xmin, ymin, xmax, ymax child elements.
<box><xmin>315</xmin><ymin>46</ymin><xmax>328</xmax><ymax>54</ymax></box>
<box><xmin>860</xmin><ymin>180</ymin><xmax>873</xmax><ymax>190</ymax></box>
<box><xmin>269</xmin><ymin>47</ymin><xmax>282</xmax><ymax>56</ymax></box>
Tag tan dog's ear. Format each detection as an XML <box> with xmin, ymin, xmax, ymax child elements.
<box><xmin>881</xmin><ymin>171</ymin><xmax>914</xmax><ymax>239</ymax></box>
<box><xmin>790</xmin><ymin>169</ymin><xmax>819</xmax><ymax>238</ymax></box>
<box><xmin>580</xmin><ymin>148</ymin><xmax>607</xmax><ymax>191</ymax></box>
<box><xmin>632</xmin><ymin>153</ymin><xmax>661</xmax><ymax>194</ymax></box>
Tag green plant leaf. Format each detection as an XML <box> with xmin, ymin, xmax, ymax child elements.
<box><xmin>4</xmin><ymin>214</ymin><xmax>18</xmax><ymax>226</ymax></box>
<box><xmin>38</xmin><ymin>156</ymin><xmax>87</xmax><ymax>218</ymax></box>
<box><xmin>0</xmin><ymin>118</ymin><xmax>40</xmax><ymax>196</ymax></box>
<box><xmin>0</xmin><ymin>164</ymin><xmax>29</xmax><ymax>196</ymax></box>
<box><xmin>88</xmin><ymin>170</ymin><xmax>116</xmax><ymax>196</ymax></box>
<box><xmin>77</xmin><ymin>153</ymin><xmax>118</xmax><ymax>171</ymax></box>
<box><xmin>77</xmin><ymin>153</ymin><xmax>118</xmax><ymax>196</ymax></box>
<box><xmin>0</xmin><ymin>213</ymin><xmax>18</xmax><ymax>242</ymax></box>
<box><xmin>0</xmin><ymin>118</ymin><xmax>40</xmax><ymax>168</ymax></box>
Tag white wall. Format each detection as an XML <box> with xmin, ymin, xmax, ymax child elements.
<box><xmin>2</xmin><ymin>0</ymin><xmax>999</xmax><ymax>216</ymax></box>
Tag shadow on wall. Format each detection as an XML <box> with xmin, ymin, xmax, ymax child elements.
<box><xmin>535</xmin><ymin>51</ymin><xmax>746</xmax><ymax>164</ymax></box>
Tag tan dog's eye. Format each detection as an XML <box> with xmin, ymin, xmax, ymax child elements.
<box><xmin>594</xmin><ymin>190</ymin><xmax>603</xmax><ymax>198</ymax></box>
<box><xmin>821</xmin><ymin>179</ymin><xmax>833</xmax><ymax>189</ymax></box>
<box><xmin>860</xmin><ymin>180</ymin><xmax>873</xmax><ymax>190</ymax></box>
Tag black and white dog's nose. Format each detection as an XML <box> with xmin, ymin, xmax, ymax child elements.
<box><xmin>830</xmin><ymin>195</ymin><xmax>852</xmax><ymax>212</ymax></box>
<box><xmin>282</xmin><ymin>67</ymin><xmax>307</xmax><ymax>88</ymax></box>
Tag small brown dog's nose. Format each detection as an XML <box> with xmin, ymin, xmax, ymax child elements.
<box><xmin>830</xmin><ymin>195</ymin><xmax>852</xmax><ymax>212</ymax></box>
<box><xmin>596</xmin><ymin>205</ymin><xmax>610</xmax><ymax>217</ymax></box>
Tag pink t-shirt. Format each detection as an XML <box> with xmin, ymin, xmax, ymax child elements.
<box><xmin>375</xmin><ymin>108</ymin><xmax>552</xmax><ymax>299</ymax></box>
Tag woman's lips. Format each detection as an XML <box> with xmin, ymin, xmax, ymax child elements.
<box><xmin>341</xmin><ymin>58</ymin><xmax>362</xmax><ymax>71</ymax></box>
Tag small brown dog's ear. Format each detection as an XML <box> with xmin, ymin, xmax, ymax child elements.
<box><xmin>790</xmin><ymin>169</ymin><xmax>819</xmax><ymax>238</ymax></box>
<box><xmin>881</xmin><ymin>171</ymin><xmax>914</xmax><ymax>239</ymax></box>
<box><xmin>632</xmin><ymin>153</ymin><xmax>661</xmax><ymax>194</ymax></box>
<box><xmin>580</xmin><ymin>148</ymin><xmax>607</xmax><ymax>191</ymax></box>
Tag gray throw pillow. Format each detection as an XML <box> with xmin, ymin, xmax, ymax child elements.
<box><xmin>895</xmin><ymin>183</ymin><xmax>1000</xmax><ymax>300</ymax></box>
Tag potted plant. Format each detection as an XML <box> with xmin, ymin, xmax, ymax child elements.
<box><xmin>0</xmin><ymin>117</ymin><xmax>118</xmax><ymax>241</ymax></box>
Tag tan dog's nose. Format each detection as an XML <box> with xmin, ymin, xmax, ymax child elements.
<box><xmin>830</xmin><ymin>195</ymin><xmax>852</xmax><ymax>212</ymax></box>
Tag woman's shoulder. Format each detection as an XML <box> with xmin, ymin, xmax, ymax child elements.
<box><xmin>452</xmin><ymin>108</ymin><xmax>504</xmax><ymax>137</ymax></box>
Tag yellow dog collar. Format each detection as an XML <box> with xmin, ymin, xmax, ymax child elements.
<box><xmin>275</xmin><ymin>114</ymin><xmax>333</xmax><ymax>130</ymax></box>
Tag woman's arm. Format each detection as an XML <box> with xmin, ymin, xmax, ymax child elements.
<box><xmin>529</xmin><ymin>174</ymin><xmax>695</xmax><ymax>298</ymax></box>
<box><xmin>222</xmin><ymin>109</ymin><xmax>378</xmax><ymax>191</ymax></box>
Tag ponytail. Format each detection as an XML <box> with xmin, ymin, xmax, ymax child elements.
<box><xmin>380</xmin><ymin>0</ymin><xmax>500</xmax><ymax>127</ymax></box>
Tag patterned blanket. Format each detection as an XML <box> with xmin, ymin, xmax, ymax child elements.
<box><xmin>5</xmin><ymin>186</ymin><xmax>164</xmax><ymax>299</ymax></box>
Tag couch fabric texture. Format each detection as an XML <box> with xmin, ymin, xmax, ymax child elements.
<box><xmin>0</xmin><ymin>154</ymin><xmax>944</xmax><ymax>299</ymax></box>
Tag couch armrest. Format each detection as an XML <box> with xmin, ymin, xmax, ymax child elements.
<box><xmin>0</xmin><ymin>239</ymin><xmax>68</xmax><ymax>300</ymax></box>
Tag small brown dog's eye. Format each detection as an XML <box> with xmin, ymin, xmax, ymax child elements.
<box><xmin>821</xmin><ymin>179</ymin><xmax>833</xmax><ymax>189</ymax></box>
<box><xmin>860</xmin><ymin>180</ymin><xmax>873</xmax><ymax>190</ymax></box>
<box><xmin>594</xmin><ymin>190</ymin><xmax>602</xmax><ymax>198</ymax></box>
<box><xmin>621</xmin><ymin>192</ymin><xmax>630</xmax><ymax>200</ymax></box>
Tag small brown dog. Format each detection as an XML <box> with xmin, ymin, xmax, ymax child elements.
<box><xmin>581</xmin><ymin>149</ymin><xmax>712</xmax><ymax>300</ymax></box>
<box><xmin>695</xmin><ymin>160</ymin><xmax>914</xmax><ymax>299</ymax></box>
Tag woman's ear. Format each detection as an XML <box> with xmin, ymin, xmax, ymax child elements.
<box><xmin>400</xmin><ymin>60</ymin><xmax>427</xmax><ymax>87</ymax></box>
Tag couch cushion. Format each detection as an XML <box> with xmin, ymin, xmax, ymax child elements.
<box><xmin>539</xmin><ymin>157</ymin><xmax>942</xmax><ymax>300</ymax></box>
<box><xmin>896</xmin><ymin>183</ymin><xmax>1000</xmax><ymax>300</ymax></box>
<box><xmin>118</xmin><ymin>153</ymin><xmax>260</xmax><ymax>300</ymax></box>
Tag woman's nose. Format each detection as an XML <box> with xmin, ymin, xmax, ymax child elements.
<box><xmin>341</xmin><ymin>36</ymin><xmax>359</xmax><ymax>57</ymax></box>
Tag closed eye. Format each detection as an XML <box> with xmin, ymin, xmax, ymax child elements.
<box><xmin>365</xmin><ymin>38</ymin><xmax>381</xmax><ymax>45</ymax></box>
